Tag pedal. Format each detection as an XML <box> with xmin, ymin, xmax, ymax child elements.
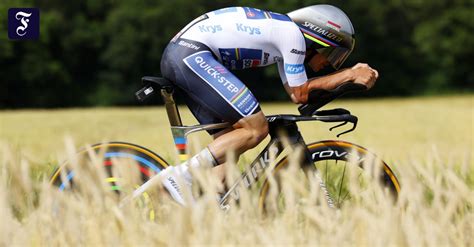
<box><xmin>135</xmin><ymin>84</ymin><xmax>155</xmax><ymax>102</ymax></box>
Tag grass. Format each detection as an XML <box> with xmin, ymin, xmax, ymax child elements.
<box><xmin>0</xmin><ymin>95</ymin><xmax>473</xmax><ymax>246</ymax></box>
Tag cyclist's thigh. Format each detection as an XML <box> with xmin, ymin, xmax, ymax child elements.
<box><xmin>161</xmin><ymin>38</ymin><xmax>261</xmax><ymax>125</ymax></box>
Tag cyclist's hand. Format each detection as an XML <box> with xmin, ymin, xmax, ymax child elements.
<box><xmin>350</xmin><ymin>63</ymin><xmax>379</xmax><ymax>89</ymax></box>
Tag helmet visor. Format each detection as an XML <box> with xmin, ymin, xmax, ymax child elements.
<box><xmin>316</xmin><ymin>47</ymin><xmax>352</xmax><ymax>70</ymax></box>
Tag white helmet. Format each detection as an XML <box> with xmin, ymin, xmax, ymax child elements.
<box><xmin>288</xmin><ymin>5</ymin><xmax>355</xmax><ymax>69</ymax></box>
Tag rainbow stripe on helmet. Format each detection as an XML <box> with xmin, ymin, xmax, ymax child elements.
<box><xmin>300</xmin><ymin>27</ymin><xmax>338</xmax><ymax>47</ymax></box>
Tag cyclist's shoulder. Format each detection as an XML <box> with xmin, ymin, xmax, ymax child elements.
<box><xmin>203</xmin><ymin>6</ymin><xmax>300</xmax><ymax>36</ymax></box>
<box><xmin>205</xmin><ymin>6</ymin><xmax>293</xmax><ymax>22</ymax></box>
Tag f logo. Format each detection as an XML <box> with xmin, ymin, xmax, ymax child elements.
<box><xmin>8</xmin><ymin>8</ymin><xmax>40</xmax><ymax>40</ymax></box>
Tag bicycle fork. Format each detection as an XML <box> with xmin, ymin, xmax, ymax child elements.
<box><xmin>293</xmin><ymin>129</ymin><xmax>336</xmax><ymax>209</ymax></box>
<box><xmin>276</xmin><ymin>118</ymin><xmax>336</xmax><ymax>209</ymax></box>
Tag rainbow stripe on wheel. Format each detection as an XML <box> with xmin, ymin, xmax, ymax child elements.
<box><xmin>58</xmin><ymin>152</ymin><xmax>163</xmax><ymax>191</ymax></box>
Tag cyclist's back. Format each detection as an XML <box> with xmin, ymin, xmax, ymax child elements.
<box><xmin>179</xmin><ymin>7</ymin><xmax>306</xmax><ymax>82</ymax></box>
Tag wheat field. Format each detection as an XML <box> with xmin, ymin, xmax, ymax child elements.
<box><xmin>0</xmin><ymin>95</ymin><xmax>472</xmax><ymax>246</ymax></box>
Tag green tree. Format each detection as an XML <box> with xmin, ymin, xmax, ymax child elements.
<box><xmin>0</xmin><ymin>0</ymin><xmax>472</xmax><ymax>108</ymax></box>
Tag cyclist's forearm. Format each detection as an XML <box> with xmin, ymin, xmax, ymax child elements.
<box><xmin>285</xmin><ymin>69</ymin><xmax>353</xmax><ymax>104</ymax></box>
<box><xmin>284</xmin><ymin>68</ymin><xmax>356</xmax><ymax>104</ymax></box>
<box><xmin>307</xmin><ymin>68</ymin><xmax>354</xmax><ymax>91</ymax></box>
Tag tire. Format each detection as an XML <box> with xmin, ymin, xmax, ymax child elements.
<box><xmin>258</xmin><ymin>140</ymin><xmax>400</xmax><ymax>212</ymax></box>
<box><xmin>50</xmin><ymin>142</ymin><xmax>170</xmax><ymax>220</ymax></box>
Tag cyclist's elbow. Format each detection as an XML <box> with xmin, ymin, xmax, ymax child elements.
<box><xmin>290</xmin><ymin>84</ymin><xmax>309</xmax><ymax>104</ymax></box>
<box><xmin>291</xmin><ymin>93</ymin><xmax>307</xmax><ymax>104</ymax></box>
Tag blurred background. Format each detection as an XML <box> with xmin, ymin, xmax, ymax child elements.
<box><xmin>0</xmin><ymin>0</ymin><xmax>473</xmax><ymax>108</ymax></box>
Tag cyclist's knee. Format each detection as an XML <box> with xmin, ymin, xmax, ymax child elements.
<box><xmin>235</xmin><ymin>111</ymin><xmax>268</xmax><ymax>147</ymax></box>
<box><xmin>252</xmin><ymin>119</ymin><xmax>269</xmax><ymax>143</ymax></box>
<box><xmin>250</xmin><ymin>124</ymin><xmax>268</xmax><ymax>147</ymax></box>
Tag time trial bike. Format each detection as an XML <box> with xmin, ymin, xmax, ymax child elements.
<box><xmin>50</xmin><ymin>76</ymin><xmax>401</xmax><ymax>216</ymax></box>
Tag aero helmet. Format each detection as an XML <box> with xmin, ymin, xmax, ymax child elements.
<box><xmin>288</xmin><ymin>5</ymin><xmax>355</xmax><ymax>69</ymax></box>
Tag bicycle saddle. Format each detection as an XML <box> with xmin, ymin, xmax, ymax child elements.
<box><xmin>142</xmin><ymin>76</ymin><xmax>174</xmax><ymax>89</ymax></box>
<box><xmin>136</xmin><ymin>76</ymin><xmax>175</xmax><ymax>102</ymax></box>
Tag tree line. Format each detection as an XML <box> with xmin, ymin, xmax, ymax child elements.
<box><xmin>1</xmin><ymin>0</ymin><xmax>472</xmax><ymax>108</ymax></box>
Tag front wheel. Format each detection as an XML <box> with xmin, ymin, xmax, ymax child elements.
<box><xmin>258</xmin><ymin>140</ymin><xmax>400</xmax><ymax>212</ymax></box>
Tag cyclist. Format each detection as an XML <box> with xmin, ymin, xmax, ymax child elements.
<box><xmin>159</xmin><ymin>5</ymin><xmax>378</xmax><ymax>205</ymax></box>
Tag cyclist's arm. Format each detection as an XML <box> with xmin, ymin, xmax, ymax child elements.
<box><xmin>288</xmin><ymin>64</ymin><xmax>379</xmax><ymax>104</ymax></box>
<box><xmin>307</xmin><ymin>68</ymin><xmax>354</xmax><ymax>91</ymax></box>
<box><xmin>284</xmin><ymin>69</ymin><xmax>352</xmax><ymax>104</ymax></box>
<box><xmin>274</xmin><ymin>23</ymin><xmax>308</xmax><ymax>103</ymax></box>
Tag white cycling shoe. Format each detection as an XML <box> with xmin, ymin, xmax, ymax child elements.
<box><xmin>159</xmin><ymin>148</ymin><xmax>217</xmax><ymax>206</ymax></box>
<box><xmin>160</xmin><ymin>167</ymin><xmax>195</xmax><ymax>206</ymax></box>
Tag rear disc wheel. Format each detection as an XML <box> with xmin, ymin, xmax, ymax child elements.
<box><xmin>50</xmin><ymin>142</ymin><xmax>169</xmax><ymax>220</ymax></box>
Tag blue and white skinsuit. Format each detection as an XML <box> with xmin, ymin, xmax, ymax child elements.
<box><xmin>160</xmin><ymin>7</ymin><xmax>308</xmax><ymax>131</ymax></box>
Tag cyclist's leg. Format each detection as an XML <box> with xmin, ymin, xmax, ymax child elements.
<box><xmin>210</xmin><ymin>112</ymin><xmax>268</xmax><ymax>163</ymax></box>
<box><xmin>210</xmin><ymin>112</ymin><xmax>268</xmax><ymax>182</ymax></box>
<box><xmin>160</xmin><ymin>38</ymin><xmax>268</xmax><ymax>202</ymax></box>
<box><xmin>161</xmin><ymin>38</ymin><xmax>268</xmax><ymax>164</ymax></box>
<box><xmin>210</xmin><ymin>127</ymin><xmax>233</xmax><ymax>183</ymax></box>
<box><xmin>175</xmin><ymin>94</ymin><xmax>269</xmax><ymax>174</ymax></box>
